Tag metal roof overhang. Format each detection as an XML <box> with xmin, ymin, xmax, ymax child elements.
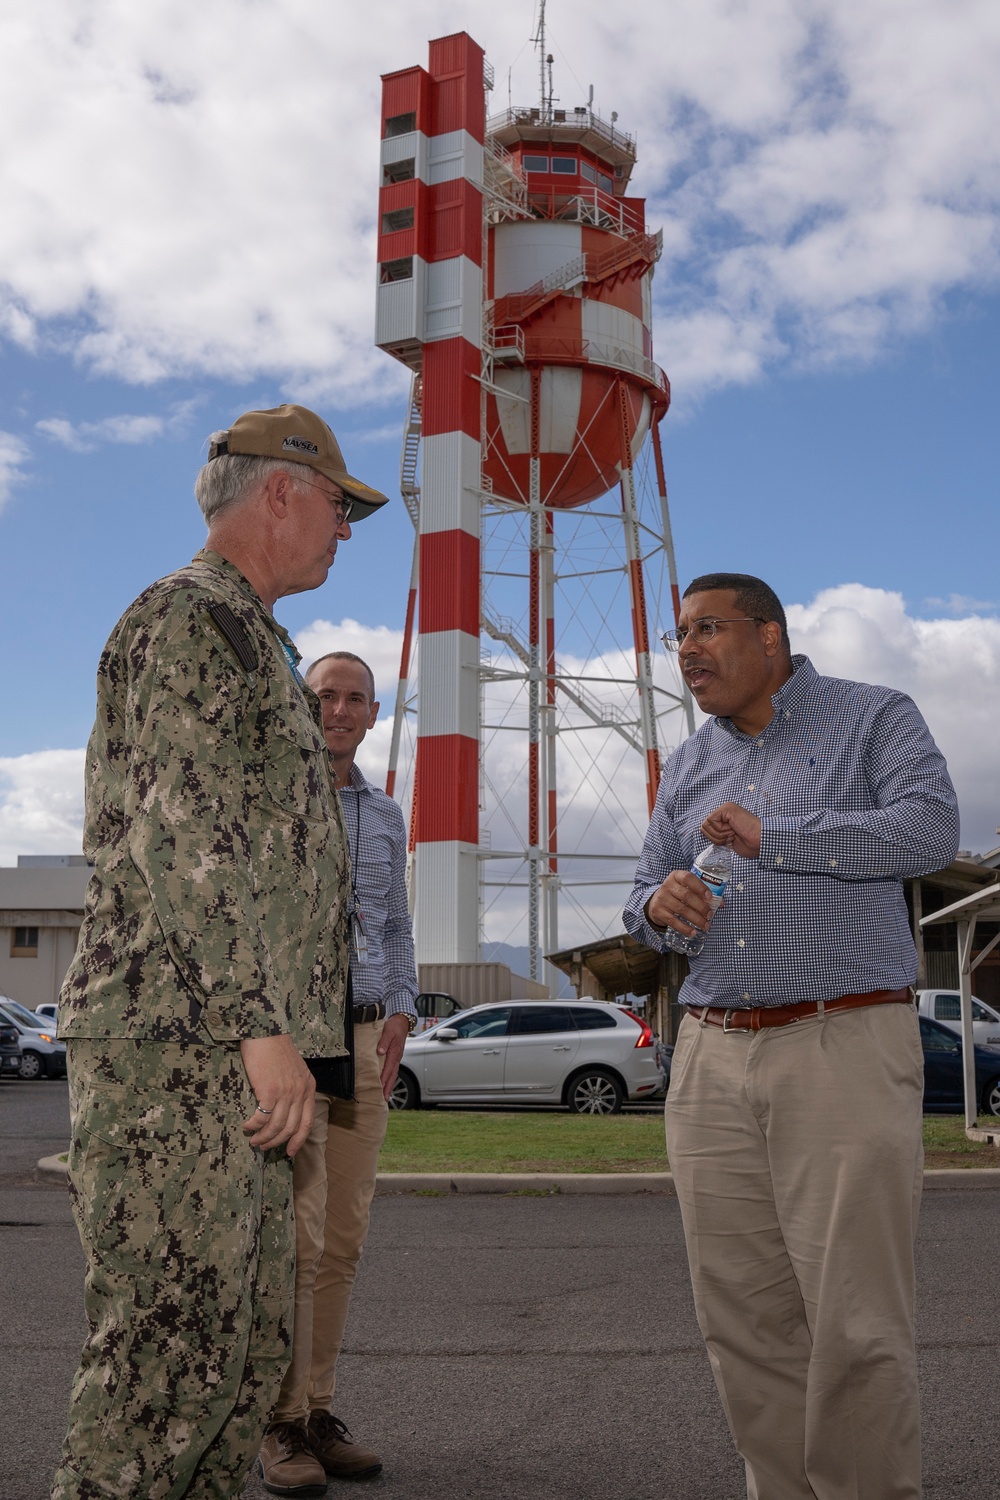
<box><xmin>921</xmin><ymin>883</ymin><xmax>1000</xmax><ymax>1129</ymax></box>
<box><xmin>547</xmin><ymin>933</ymin><xmax>662</xmax><ymax>997</ymax></box>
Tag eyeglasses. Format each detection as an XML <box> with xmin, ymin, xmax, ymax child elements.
<box><xmin>661</xmin><ymin>617</ymin><xmax>765</xmax><ymax>651</ymax></box>
<box><xmin>293</xmin><ymin>473</ymin><xmax>353</xmax><ymax>526</ymax></box>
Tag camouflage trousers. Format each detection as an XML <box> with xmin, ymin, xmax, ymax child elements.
<box><xmin>51</xmin><ymin>1039</ymin><xmax>295</xmax><ymax>1499</ymax></box>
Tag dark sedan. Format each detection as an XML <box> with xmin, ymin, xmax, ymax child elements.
<box><xmin>0</xmin><ymin>1023</ymin><xmax>21</xmax><ymax>1078</ymax></box>
<box><xmin>920</xmin><ymin>1014</ymin><xmax>1000</xmax><ymax>1116</ymax></box>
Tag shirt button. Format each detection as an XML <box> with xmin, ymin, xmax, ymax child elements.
<box><xmin>775</xmin><ymin>855</ymin><xmax>784</xmax><ymax>866</ymax></box>
<box><xmin>747</xmin><ymin>785</ymin><xmax>755</xmax><ymax>793</ymax></box>
<box><xmin>743</xmin><ymin>993</ymin><xmax>751</xmax><ymax>1002</ymax></box>
<box><xmin>738</xmin><ymin>938</ymin><xmax>746</xmax><ymax>948</ymax></box>
<box><xmin>736</xmin><ymin>882</ymin><xmax>744</xmax><ymax>892</ymax></box>
<box><xmin>784</xmin><ymin>711</ymin><xmax>790</xmax><ymax>719</ymax></box>
<box><xmin>829</xmin><ymin>858</ymin><xmax>838</xmax><ymax>868</ymax></box>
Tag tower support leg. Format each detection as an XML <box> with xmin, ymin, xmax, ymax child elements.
<box><xmin>527</xmin><ymin>368</ymin><xmax>542</xmax><ymax>983</ymax></box>
<box><xmin>618</xmin><ymin>382</ymin><xmax>661</xmax><ymax>816</ymax></box>
<box><xmin>651</xmin><ymin>417</ymin><xmax>696</xmax><ymax>736</ymax></box>
<box><xmin>386</xmin><ymin>531</ymin><xmax>419</xmax><ymax>800</ymax></box>
<box><xmin>541</xmin><ymin>508</ymin><xmax>559</xmax><ymax>995</ymax></box>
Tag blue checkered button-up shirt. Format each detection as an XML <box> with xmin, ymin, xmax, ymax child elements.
<box><xmin>623</xmin><ymin>657</ymin><xmax>959</xmax><ymax>1008</ymax></box>
<box><xmin>339</xmin><ymin>765</ymin><xmax>418</xmax><ymax>1021</ymax></box>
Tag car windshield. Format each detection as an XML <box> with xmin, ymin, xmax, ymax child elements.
<box><xmin>0</xmin><ymin>999</ymin><xmax>50</xmax><ymax>1030</ymax></box>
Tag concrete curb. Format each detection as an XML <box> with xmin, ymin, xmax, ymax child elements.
<box><xmin>37</xmin><ymin>1157</ymin><xmax>1000</xmax><ymax>1193</ymax></box>
<box><xmin>375</xmin><ymin>1169</ymin><xmax>1000</xmax><ymax>1194</ymax></box>
<box><xmin>375</xmin><ymin>1171</ymin><xmax>676</xmax><ymax>1195</ymax></box>
<box><xmin>37</xmin><ymin>1154</ymin><xmax>69</xmax><ymax>1182</ymax></box>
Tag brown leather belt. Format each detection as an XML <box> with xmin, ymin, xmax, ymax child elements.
<box><xmin>693</xmin><ymin>988</ymin><xmax>912</xmax><ymax>1032</ymax></box>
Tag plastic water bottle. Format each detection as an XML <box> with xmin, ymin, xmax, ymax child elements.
<box><xmin>673</xmin><ymin>843</ymin><xmax>733</xmax><ymax>956</ymax></box>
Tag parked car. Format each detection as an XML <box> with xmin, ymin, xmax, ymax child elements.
<box><xmin>0</xmin><ymin>1022</ymin><xmax>22</xmax><ymax>1079</ymax></box>
<box><xmin>919</xmin><ymin>1015</ymin><xmax>1000</xmax><ymax>1116</ymax></box>
<box><xmin>34</xmin><ymin>1002</ymin><xmax>59</xmax><ymax>1028</ymax></box>
<box><xmin>916</xmin><ymin>989</ymin><xmax>1000</xmax><ymax>1047</ymax></box>
<box><xmin>0</xmin><ymin>1000</ymin><xmax>67</xmax><ymax>1080</ymax></box>
<box><xmin>412</xmin><ymin>992</ymin><xmax>464</xmax><ymax>1035</ymax></box>
<box><xmin>389</xmin><ymin>999</ymin><xmax>665</xmax><ymax>1114</ymax></box>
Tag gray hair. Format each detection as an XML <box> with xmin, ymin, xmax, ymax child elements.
<box><xmin>194</xmin><ymin>433</ymin><xmax>318</xmax><ymax>524</ymax></box>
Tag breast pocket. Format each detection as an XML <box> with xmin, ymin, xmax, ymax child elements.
<box><xmin>262</xmin><ymin>702</ymin><xmax>331</xmax><ymax>823</ymax></box>
<box><xmin>764</xmin><ymin>750</ymin><xmax>845</xmax><ymax>816</ymax></box>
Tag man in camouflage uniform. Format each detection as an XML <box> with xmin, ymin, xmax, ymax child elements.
<box><xmin>51</xmin><ymin>405</ymin><xmax>389</xmax><ymax>1500</ymax></box>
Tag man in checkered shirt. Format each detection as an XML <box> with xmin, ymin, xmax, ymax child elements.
<box><xmin>624</xmin><ymin>572</ymin><xmax>959</xmax><ymax>1500</ymax></box>
<box><xmin>258</xmin><ymin>650</ymin><xmax>417</xmax><ymax>1496</ymax></box>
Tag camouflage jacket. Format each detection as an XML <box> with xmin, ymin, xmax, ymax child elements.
<box><xmin>60</xmin><ymin>550</ymin><xmax>349</xmax><ymax>1055</ymax></box>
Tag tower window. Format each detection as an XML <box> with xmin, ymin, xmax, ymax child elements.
<box><xmin>597</xmin><ymin>171</ymin><xmax>613</xmax><ymax>193</ymax></box>
<box><xmin>384</xmin><ymin>112</ymin><xmax>416</xmax><ymax>138</ymax></box>
<box><xmin>523</xmin><ymin>155</ymin><xmax>549</xmax><ymax>172</ymax></box>
<box><xmin>383</xmin><ymin>158</ymin><xmax>415</xmax><ymax>185</ymax></box>
<box><xmin>580</xmin><ymin>161</ymin><xmax>597</xmax><ymax>184</ymax></box>
<box><xmin>551</xmin><ymin>156</ymin><xmax>577</xmax><ymax>174</ymax></box>
<box><xmin>382</xmin><ymin>207</ymin><xmax>415</xmax><ymax>234</ymax></box>
<box><xmin>380</xmin><ymin>258</ymin><xmax>414</xmax><ymax>283</ymax></box>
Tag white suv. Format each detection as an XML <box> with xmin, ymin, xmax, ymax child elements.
<box><xmin>389</xmin><ymin>1000</ymin><xmax>664</xmax><ymax>1114</ymax></box>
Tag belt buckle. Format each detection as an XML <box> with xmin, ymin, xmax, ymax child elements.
<box><xmin>722</xmin><ymin>1008</ymin><xmax>737</xmax><ymax>1032</ymax></box>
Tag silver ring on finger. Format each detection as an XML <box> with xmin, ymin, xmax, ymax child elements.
<box><xmin>254</xmin><ymin>1104</ymin><xmax>273</xmax><ymax>1116</ymax></box>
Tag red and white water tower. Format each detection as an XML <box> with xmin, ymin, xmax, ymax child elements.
<box><xmin>375</xmin><ymin>26</ymin><xmax>692</xmax><ymax>985</ymax></box>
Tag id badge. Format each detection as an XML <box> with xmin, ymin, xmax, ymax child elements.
<box><xmin>352</xmin><ymin>907</ymin><xmax>369</xmax><ymax>964</ymax></box>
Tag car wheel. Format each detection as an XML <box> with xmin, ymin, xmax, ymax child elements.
<box><xmin>18</xmin><ymin>1051</ymin><xmax>43</xmax><ymax>1081</ymax></box>
<box><xmin>567</xmin><ymin>1069</ymin><xmax>624</xmax><ymax>1115</ymax></box>
<box><xmin>981</xmin><ymin>1076</ymin><xmax>1000</xmax><ymax>1117</ymax></box>
<box><xmin>388</xmin><ymin>1068</ymin><xmax>420</xmax><ymax>1110</ymax></box>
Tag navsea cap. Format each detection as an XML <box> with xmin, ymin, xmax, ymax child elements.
<box><xmin>208</xmin><ymin>404</ymin><xmax>389</xmax><ymax>522</ymax></box>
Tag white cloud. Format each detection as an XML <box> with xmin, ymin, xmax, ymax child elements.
<box><xmin>35</xmin><ymin>398</ymin><xmax>202</xmax><ymax>453</ymax></box>
<box><xmin>0</xmin><ymin>431</ymin><xmax>30</xmax><ymax>511</ymax></box>
<box><xmin>0</xmin><ymin>2</ymin><xmax>997</xmax><ymax>399</ymax></box>
<box><xmin>786</xmin><ymin>585</ymin><xmax>1000</xmax><ymax>853</ymax></box>
<box><xmin>0</xmin><ymin>750</ymin><xmax>86</xmax><ymax>866</ymax></box>
<box><xmin>924</xmin><ymin>593</ymin><xmax>997</xmax><ymax>615</ymax></box>
<box><xmin>295</xmin><ymin>618</ymin><xmax>405</xmax><ymax>700</ymax></box>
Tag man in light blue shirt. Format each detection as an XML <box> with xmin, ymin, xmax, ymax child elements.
<box><xmin>259</xmin><ymin>651</ymin><xmax>417</xmax><ymax>1496</ymax></box>
<box><xmin>625</xmin><ymin>572</ymin><xmax>958</xmax><ymax>1500</ymax></box>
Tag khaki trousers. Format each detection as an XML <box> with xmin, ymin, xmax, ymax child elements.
<box><xmin>665</xmin><ymin>1002</ymin><xmax>925</xmax><ymax>1500</ymax></box>
<box><xmin>274</xmin><ymin>1017</ymin><xmax>389</xmax><ymax>1424</ymax></box>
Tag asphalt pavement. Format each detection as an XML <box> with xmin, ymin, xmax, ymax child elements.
<box><xmin>2</xmin><ymin>1079</ymin><xmax>998</xmax><ymax>1500</ymax></box>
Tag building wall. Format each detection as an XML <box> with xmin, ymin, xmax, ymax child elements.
<box><xmin>0</xmin><ymin>865</ymin><xmax>90</xmax><ymax>1011</ymax></box>
<box><xmin>0</xmin><ymin>924</ymin><xmax>79</xmax><ymax>1009</ymax></box>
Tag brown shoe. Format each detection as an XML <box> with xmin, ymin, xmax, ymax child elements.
<box><xmin>257</xmin><ymin>1422</ymin><xmax>328</xmax><ymax>1497</ymax></box>
<box><xmin>306</xmin><ymin>1412</ymin><xmax>382</xmax><ymax>1480</ymax></box>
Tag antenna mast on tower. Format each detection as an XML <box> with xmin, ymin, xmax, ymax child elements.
<box><xmin>532</xmin><ymin>0</ymin><xmax>555</xmax><ymax>124</ymax></box>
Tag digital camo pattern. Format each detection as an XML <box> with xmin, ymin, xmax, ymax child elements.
<box><xmin>51</xmin><ymin>1040</ymin><xmax>294</xmax><ymax>1500</ymax></box>
<box><xmin>60</xmin><ymin>549</ymin><xmax>350</xmax><ymax>1058</ymax></box>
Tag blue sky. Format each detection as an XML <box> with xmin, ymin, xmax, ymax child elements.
<box><xmin>2</xmin><ymin>0</ymin><xmax>999</xmax><ymax>884</ymax></box>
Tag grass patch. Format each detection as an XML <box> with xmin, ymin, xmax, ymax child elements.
<box><xmin>381</xmin><ymin>1111</ymin><xmax>669</xmax><ymax>1174</ymax></box>
<box><xmin>380</xmin><ymin>1109</ymin><xmax>1000</xmax><ymax>1173</ymax></box>
<box><xmin>923</xmin><ymin>1114</ymin><xmax>1000</xmax><ymax>1168</ymax></box>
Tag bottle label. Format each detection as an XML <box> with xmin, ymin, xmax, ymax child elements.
<box><xmin>693</xmin><ymin>867</ymin><xmax>728</xmax><ymax>900</ymax></box>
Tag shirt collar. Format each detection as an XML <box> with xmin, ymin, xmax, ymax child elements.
<box><xmin>194</xmin><ymin>548</ymin><xmax>300</xmax><ymax>660</ymax></box>
<box><xmin>339</xmin><ymin>762</ymin><xmax>371</xmax><ymax>793</ymax></box>
<box><xmin>716</xmin><ymin>655</ymin><xmax>816</xmax><ymax>741</ymax></box>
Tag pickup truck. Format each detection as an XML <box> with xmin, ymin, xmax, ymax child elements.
<box><xmin>915</xmin><ymin>989</ymin><xmax>1000</xmax><ymax>1047</ymax></box>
